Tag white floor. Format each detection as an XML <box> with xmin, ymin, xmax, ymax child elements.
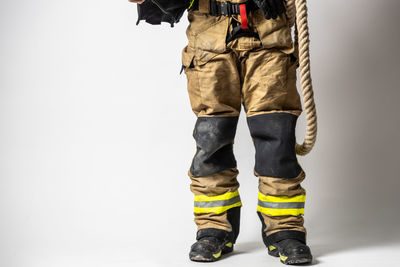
<box><xmin>3</xmin><ymin>209</ymin><xmax>400</xmax><ymax>267</ymax></box>
<box><xmin>8</xmin><ymin>234</ymin><xmax>400</xmax><ymax>267</ymax></box>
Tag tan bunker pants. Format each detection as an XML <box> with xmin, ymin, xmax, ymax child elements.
<box><xmin>182</xmin><ymin>8</ymin><xmax>308</xmax><ymax>246</ymax></box>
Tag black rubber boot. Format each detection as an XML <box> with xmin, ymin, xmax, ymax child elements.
<box><xmin>268</xmin><ymin>238</ymin><xmax>313</xmax><ymax>265</ymax></box>
<box><xmin>189</xmin><ymin>228</ymin><xmax>234</xmax><ymax>262</ymax></box>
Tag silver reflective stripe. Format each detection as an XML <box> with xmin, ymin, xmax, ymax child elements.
<box><xmin>258</xmin><ymin>200</ymin><xmax>305</xmax><ymax>209</ymax></box>
<box><xmin>194</xmin><ymin>195</ymin><xmax>241</xmax><ymax>208</ymax></box>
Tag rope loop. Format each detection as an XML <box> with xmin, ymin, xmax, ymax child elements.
<box><xmin>286</xmin><ymin>0</ymin><xmax>317</xmax><ymax>156</ymax></box>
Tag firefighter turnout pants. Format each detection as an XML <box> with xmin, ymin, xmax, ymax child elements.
<box><xmin>182</xmin><ymin>8</ymin><xmax>308</xmax><ymax>246</ymax></box>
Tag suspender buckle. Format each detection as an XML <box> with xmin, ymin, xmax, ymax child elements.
<box><xmin>220</xmin><ymin>2</ymin><xmax>231</xmax><ymax>16</ymax></box>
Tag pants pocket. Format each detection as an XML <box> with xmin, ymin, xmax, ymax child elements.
<box><xmin>252</xmin><ymin>9</ymin><xmax>293</xmax><ymax>52</ymax></box>
<box><xmin>181</xmin><ymin>45</ymin><xmax>241</xmax><ymax>117</ymax></box>
<box><xmin>186</xmin><ymin>11</ymin><xmax>230</xmax><ymax>53</ymax></box>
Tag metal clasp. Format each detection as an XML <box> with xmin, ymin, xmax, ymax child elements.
<box><xmin>220</xmin><ymin>2</ymin><xmax>231</xmax><ymax>16</ymax></box>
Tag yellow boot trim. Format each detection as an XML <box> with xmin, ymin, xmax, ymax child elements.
<box><xmin>268</xmin><ymin>245</ymin><xmax>276</xmax><ymax>251</ymax></box>
<box><xmin>213</xmin><ymin>250</ymin><xmax>222</xmax><ymax>259</ymax></box>
<box><xmin>225</xmin><ymin>242</ymin><xmax>233</xmax><ymax>248</ymax></box>
<box><xmin>279</xmin><ymin>253</ymin><xmax>288</xmax><ymax>262</ymax></box>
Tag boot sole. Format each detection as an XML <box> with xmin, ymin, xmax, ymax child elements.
<box><xmin>189</xmin><ymin>243</ymin><xmax>233</xmax><ymax>262</ymax></box>
<box><xmin>268</xmin><ymin>246</ymin><xmax>312</xmax><ymax>265</ymax></box>
<box><xmin>279</xmin><ymin>253</ymin><xmax>313</xmax><ymax>265</ymax></box>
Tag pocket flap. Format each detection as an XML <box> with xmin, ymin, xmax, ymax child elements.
<box><xmin>194</xmin><ymin>49</ymin><xmax>219</xmax><ymax>66</ymax></box>
<box><xmin>182</xmin><ymin>45</ymin><xmax>220</xmax><ymax>68</ymax></box>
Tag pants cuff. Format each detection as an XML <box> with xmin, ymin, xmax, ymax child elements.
<box><xmin>265</xmin><ymin>230</ymin><xmax>306</xmax><ymax>245</ymax></box>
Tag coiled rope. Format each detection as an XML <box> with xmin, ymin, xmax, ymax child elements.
<box><xmin>286</xmin><ymin>0</ymin><xmax>317</xmax><ymax>156</ymax></box>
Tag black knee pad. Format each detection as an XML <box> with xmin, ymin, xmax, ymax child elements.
<box><xmin>190</xmin><ymin>117</ymin><xmax>239</xmax><ymax>177</ymax></box>
<box><xmin>247</xmin><ymin>113</ymin><xmax>302</xmax><ymax>178</ymax></box>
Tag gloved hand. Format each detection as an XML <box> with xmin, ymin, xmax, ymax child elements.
<box><xmin>252</xmin><ymin>0</ymin><xmax>286</xmax><ymax>20</ymax></box>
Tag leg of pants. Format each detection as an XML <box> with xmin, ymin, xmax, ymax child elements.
<box><xmin>241</xmin><ymin>47</ymin><xmax>308</xmax><ymax>245</ymax></box>
<box><xmin>183</xmin><ymin>47</ymin><xmax>243</xmax><ymax>242</ymax></box>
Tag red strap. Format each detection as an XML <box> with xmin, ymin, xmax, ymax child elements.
<box><xmin>239</xmin><ymin>4</ymin><xmax>248</xmax><ymax>30</ymax></box>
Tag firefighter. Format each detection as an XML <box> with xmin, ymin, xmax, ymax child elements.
<box><xmin>131</xmin><ymin>0</ymin><xmax>313</xmax><ymax>264</ymax></box>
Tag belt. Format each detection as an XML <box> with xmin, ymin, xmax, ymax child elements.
<box><xmin>191</xmin><ymin>0</ymin><xmax>258</xmax><ymax>30</ymax></box>
<box><xmin>191</xmin><ymin>0</ymin><xmax>258</xmax><ymax>16</ymax></box>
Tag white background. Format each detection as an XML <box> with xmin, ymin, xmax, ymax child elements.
<box><xmin>1</xmin><ymin>0</ymin><xmax>400</xmax><ymax>266</ymax></box>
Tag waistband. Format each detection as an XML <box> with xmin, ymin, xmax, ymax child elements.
<box><xmin>191</xmin><ymin>0</ymin><xmax>259</xmax><ymax>17</ymax></box>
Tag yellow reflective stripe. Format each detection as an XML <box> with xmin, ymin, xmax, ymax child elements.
<box><xmin>194</xmin><ymin>190</ymin><xmax>239</xmax><ymax>202</ymax></box>
<box><xmin>194</xmin><ymin>201</ymin><xmax>242</xmax><ymax>214</ymax></box>
<box><xmin>258</xmin><ymin>192</ymin><xmax>306</xmax><ymax>203</ymax></box>
<box><xmin>257</xmin><ymin>206</ymin><xmax>304</xmax><ymax>216</ymax></box>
